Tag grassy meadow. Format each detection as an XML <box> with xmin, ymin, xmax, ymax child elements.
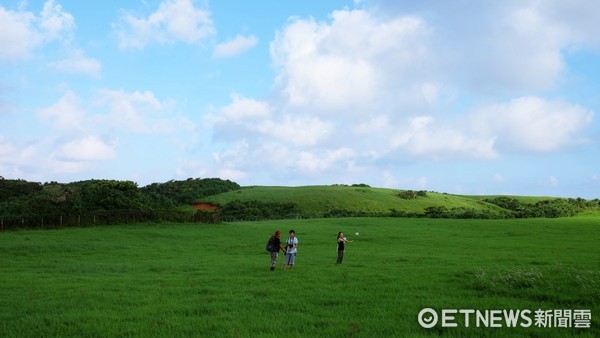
<box><xmin>1</xmin><ymin>216</ymin><xmax>599</xmax><ymax>337</ymax></box>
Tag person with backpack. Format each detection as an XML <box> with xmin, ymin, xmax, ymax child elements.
<box><xmin>336</xmin><ymin>232</ymin><xmax>352</xmax><ymax>264</ymax></box>
<box><xmin>266</xmin><ymin>230</ymin><xmax>285</xmax><ymax>271</ymax></box>
<box><xmin>282</xmin><ymin>230</ymin><xmax>299</xmax><ymax>271</ymax></box>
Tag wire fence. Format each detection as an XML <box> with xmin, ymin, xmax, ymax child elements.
<box><xmin>0</xmin><ymin>209</ymin><xmax>220</xmax><ymax>230</ymax></box>
<box><xmin>0</xmin><ymin>211</ymin><xmax>348</xmax><ymax>230</ymax></box>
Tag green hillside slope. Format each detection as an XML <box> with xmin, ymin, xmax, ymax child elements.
<box><xmin>201</xmin><ymin>185</ymin><xmax>506</xmax><ymax>215</ymax></box>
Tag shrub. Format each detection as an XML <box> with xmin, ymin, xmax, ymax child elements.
<box><xmin>394</xmin><ymin>190</ymin><xmax>427</xmax><ymax>199</ymax></box>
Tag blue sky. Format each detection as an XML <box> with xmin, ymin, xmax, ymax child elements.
<box><xmin>1</xmin><ymin>0</ymin><xmax>599</xmax><ymax>198</ymax></box>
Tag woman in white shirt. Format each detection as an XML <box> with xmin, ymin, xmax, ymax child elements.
<box><xmin>283</xmin><ymin>230</ymin><xmax>298</xmax><ymax>271</ymax></box>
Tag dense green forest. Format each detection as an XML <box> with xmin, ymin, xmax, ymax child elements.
<box><xmin>0</xmin><ymin>177</ymin><xmax>239</xmax><ymax>229</ymax></box>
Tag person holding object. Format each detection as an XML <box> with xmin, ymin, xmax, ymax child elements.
<box><xmin>282</xmin><ymin>230</ymin><xmax>298</xmax><ymax>271</ymax></box>
<box><xmin>267</xmin><ymin>230</ymin><xmax>286</xmax><ymax>271</ymax></box>
<box><xmin>336</xmin><ymin>232</ymin><xmax>352</xmax><ymax>264</ymax></box>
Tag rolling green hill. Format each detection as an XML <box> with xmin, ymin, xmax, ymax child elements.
<box><xmin>201</xmin><ymin>185</ymin><xmax>507</xmax><ymax>215</ymax></box>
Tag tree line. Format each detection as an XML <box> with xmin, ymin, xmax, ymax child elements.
<box><xmin>0</xmin><ymin>177</ymin><xmax>239</xmax><ymax>229</ymax></box>
<box><xmin>1</xmin><ymin>177</ymin><xmax>598</xmax><ymax>229</ymax></box>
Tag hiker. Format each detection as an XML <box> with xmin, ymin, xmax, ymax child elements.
<box><xmin>267</xmin><ymin>230</ymin><xmax>286</xmax><ymax>271</ymax></box>
<box><xmin>336</xmin><ymin>232</ymin><xmax>352</xmax><ymax>264</ymax></box>
<box><xmin>283</xmin><ymin>230</ymin><xmax>299</xmax><ymax>271</ymax></box>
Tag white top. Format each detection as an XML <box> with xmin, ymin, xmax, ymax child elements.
<box><xmin>286</xmin><ymin>236</ymin><xmax>298</xmax><ymax>254</ymax></box>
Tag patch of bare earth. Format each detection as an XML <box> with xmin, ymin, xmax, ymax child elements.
<box><xmin>192</xmin><ymin>203</ymin><xmax>220</xmax><ymax>211</ymax></box>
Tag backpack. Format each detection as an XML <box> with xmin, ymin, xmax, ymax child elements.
<box><xmin>266</xmin><ymin>236</ymin><xmax>277</xmax><ymax>252</ymax></box>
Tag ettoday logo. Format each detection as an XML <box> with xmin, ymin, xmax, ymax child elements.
<box><xmin>418</xmin><ymin>308</ymin><xmax>438</xmax><ymax>328</ymax></box>
<box><xmin>418</xmin><ymin>308</ymin><xmax>592</xmax><ymax>329</ymax></box>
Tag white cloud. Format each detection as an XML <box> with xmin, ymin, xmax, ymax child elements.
<box><xmin>59</xmin><ymin>136</ymin><xmax>117</xmax><ymax>161</ymax></box>
<box><xmin>115</xmin><ymin>0</ymin><xmax>215</xmax><ymax>49</ymax></box>
<box><xmin>37</xmin><ymin>91</ymin><xmax>86</xmax><ymax>131</ymax></box>
<box><xmin>0</xmin><ymin>5</ymin><xmax>39</xmax><ymax>60</ymax></box>
<box><xmin>471</xmin><ymin>96</ymin><xmax>594</xmax><ymax>152</ymax></box>
<box><xmin>538</xmin><ymin>0</ymin><xmax>600</xmax><ymax>51</ymax></box>
<box><xmin>38</xmin><ymin>89</ymin><xmax>181</xmax><ymax>135</ymax></box>
<box><xmin>295</xmin><ymin>148</ymin><xmax>356</xmax><ymax>173</ymax></box>
<box><xmin>0</xmin><ymin>136</ymin><xmax>28</xmax><ymax>165</ymax></box>
<box><xmin>0</xmin><ymin>136</ymin><xmax>37</xmax><ymax>178</ymax></box>
<box><xmin>21</xmin><ymin>89</ymin><xmax>192</xmax><ymax>180</ymax></box>
<box><xmin>389</xmin><ymin>116</ymin><xmax>498</xmax><ymax>160</ymax></box>
<box><xmin>0</xmin><ymin>135</ymin><xmax>94</xmax><ymax>179</ymax></box>
<box><xmin>202</xmin><ymin>4</ymin><xmax>597</xmax><ymax>187</ymax></box>
<box><xmin>477</xmin><ymin>2</ymin><xmax>570</xmax><ymax>92</ymax></box>
<box><xmin>49</xmin><ymin>50</ymin><xmax>101</xmax><ymax>77</ymax></box>
<box><xmin>218</xmin><ymin>93</ymin><xmax>271</xmax><ymax>121</ymax></box>
<box><xmin>213</xmin><ymin>34</ymin><xmax>258</xmax><ymax>58</ymax></box>
<box><xmin>255</xmin><ymin>115</ymin><xmax>333</xmax><ymax>147</ymax></box>
<box><xmin>94</xmin><ymin>89</ymin><xmax>177</xmax><ymax>133</ymax></box>
<box><xmin>270</xmin><ymin>8</ymin><xmax>431</xmax><ymax>111</ymax></box>
<box><xmin>0</xmin><ymin>0</ymin><xmax>74</xmax><ymax>60</ymax></box>
<box><xmin>369</xmin><ymin>0</ymin><xmax>600</xmax><ymax>94</ymax></box>
<box><xmin>39</xmin><ymin>0</ymin><xmax>74</xmax><ymax>42</ymax></box>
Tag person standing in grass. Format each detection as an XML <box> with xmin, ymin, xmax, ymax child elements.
<box><xmin>336</xmin><ymin>232</ymin><xmax>352</xmax><ymax>264</ymax></box>
<box><xmin>283</xmin><ymin>230</ymin><xmax>298</xmax><ymax>271</ymax></box>
<box><xmin>268</xmin><ymin>230</ymin><xmax>286</xmax><ymax>271</ymax></box>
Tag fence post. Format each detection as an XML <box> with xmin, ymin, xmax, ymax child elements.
<box><xmin>94</xmin><ymin>214</ymin><xmax>96</xmax><ymax>224</ymax></box>
<box><xmin>60</xmin><ymin>215</ymin><xmax>63</xmax><ymax>227</ymax></box>
<box><xmin>41</xmin><ymin>218</ymin><xmax>44</xmax><ymax>229</ymax></box>
<box><xmin>22</xmin><ymin>217</ymin><xmax>24</xmax><ymax>228</ymax></box>
<box><xmin>1</xmin><ymin>219</ymin><xmax>3</xmax><ymax>230</ymax></box>
<box><xmin>78</xmin><ymin>215</ymin><xmax>81</xmax><ymax>226</ymax></box>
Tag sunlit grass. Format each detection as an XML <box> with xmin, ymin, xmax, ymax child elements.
<box><xmin>1</xmin><ymin>217</ymin><xmax>598</xmax><ymax>337</ymax></box>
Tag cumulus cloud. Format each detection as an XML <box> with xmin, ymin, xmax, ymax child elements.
<box><xmin>93</xmin><ymin>89</ymin><xmax>178</xmax><ymax>134</ymax></box>
<box><xmin>470</xmin><ymin>97</ymin><xmax>594</xmax><ymax>152</ymax></box>
<box><xmin>390</xmin><ymin>116</ymin><xmax>498</xmax><ymax>160</ymax></box>
<box><xmin>255</xmin><ymin>115</ymin><xmax>333</xmax><ymax>147</ymax></box>
<box><xmin>213</xmin><ymin>34</ymin><xmax>258</xmax><ymax>58</ymax></box>
<box><xmin>0</xmin><ymin>136</ymin><xmax>28</xmax><ymax>165</ymax></box>
<box><xmin>0</xmin><ymin>6</ymin><xmax>39</xmax><ymax>60</ymax></box>
<box><xmin>38</xmin><ymin>89</ymin><xmax>182</xmax><ymax>135</ymax></box>
<box><xmin>369</xmin><ymin>0</ymin><xmax>600</xmax><ymax>94</ymax></box>
<box><xmin>39</xmin><ymin>0</ymin><xmax>74</xmax><ymax>41</ymax></box>
<box><xmin>0</xmin><ymin>136</ymin><xmax>37</xmax><ymax>178</ymax></box>
<box><xmin>536</xmin><ymin>0</ymin><xmax>600</xmax><ymax>51</ymax></box>
<box><xmin>202</xmin><ymin>4</ymin><xmax>596</xmax><ymax>185</ymax></box>
<box><xmin>295</xmin><ymin>148</ymin><xmax>356</xmax><ymax>174</ymax></box>
<box><xmin>59</xmin><ymin>136</ymin><xmax>117</xmax><ymax>161</ymax></box>
<box><xmin>17</xmin><ymin>89</ymin><xmax>192</xmax><ymax>179</ymax></box>
<box><xmin>0</xmin><ymin>0</ymin><xmax>74</xmax><ymax>60</ymax></box>
<box><xmin>37</xmin><ymin>91</ymin><xmax>86</xmax><ymax>131</ymax></box>
<box><xmin>270</xmin><ymin>9</ymin><xmax>431</xmax><ymax>112</ymax></box>
<box><xmin>115</xmin><ymin>0</ymin><xmax>214</xmax><ymax>49</ymax></box>
<box><xmin>216</xmin><ymin>93</ymin><xmax>271</xmax><ymax>122</ymax></box>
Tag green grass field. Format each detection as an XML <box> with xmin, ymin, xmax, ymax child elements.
<box><xmin>1</xmin><ymin>216</ymin><xmax>599</xmax><ymax>337</ymax></box>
